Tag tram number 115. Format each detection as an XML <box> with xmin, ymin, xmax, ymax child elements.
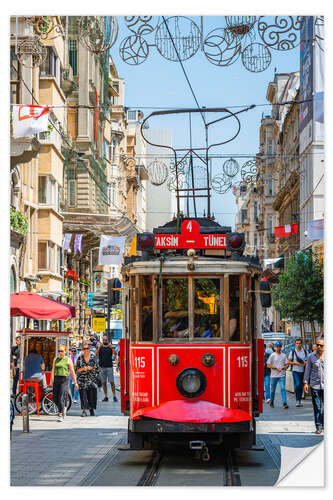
<box><xmin>237</xmin><ymin>355</ymin><xmax>248</xmax><ymax>368</ymax></box>
<box><xmin>134</xmin><ymin>356</ymin><xmax>146</xmax><ymax>368</ymax></box>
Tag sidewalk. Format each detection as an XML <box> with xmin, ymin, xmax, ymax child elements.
<box><xmin>11</xmin><ymin>373</ymin><xmax>128</xmax><ymax>486</ymax></box>
<box><xmin>11</xmin><ymin>374</ymin><xmax>323</xmax><ymax>486</ymax></box>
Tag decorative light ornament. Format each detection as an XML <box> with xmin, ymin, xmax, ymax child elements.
<box><xmin>167</xmin><ymin>173</ymin><xmax>184</xmax><ymax>192</ymax></box>
<box><xmin>119</xmin><ymin>35</ymin><xmax>149</xmax><ymax>65</ymax></box>
<box><xmin>240</xmin><ymin>159</ymin><xmax>259</xmax><ymax>183</ymax></box>
<box><xmin>124</xmin><ymin>16</ymin><xmax>156</xmax><ymax>36</ymax></box>
<box><xmin>225</xmin><ymin>16</ymin><xmax>257</xmax><ymax>36</ymax></box>
<box><xmin>78</xmin><ymin>16</ymin><xmax>118</xmax><ymax>54</ymax></box>
<box><xmin>211</xmin><ymin>174</ymin><xmax>232</xmax><ymax>194</ymax></box>
<box><xmin>242</xmin><ymin>43</ymin><xmax>271</xmax><ymax>72</ymax></box>
<box><xmin>155</xmin><ymin>16</ymin><xmax>201</xmax><ymax>62</ymax></box>
<box><xmin>147</xmin><ymin>159</ymin><xmax>169</xmax><ymax>186</ymax></box>
<box><xmin>222</xmin><ymin>158</ymin><xmax>239</xmax><ymax>177</ymax></box>
<box><xmin>257</xmin><ymin>16</ymin><xmax>304</xmax><ymax>51</ymax></box>
<box><xmin>203</xmin><ymin>28</ymin><xmax>241</xmax><ymax>67</ymax></box>
<box><xmin>17</xmin><ymin>36</ymin><xmax>47</xmax><ymax>67</ymax></box>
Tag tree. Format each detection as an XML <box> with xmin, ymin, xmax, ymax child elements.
<box><xmin>271</xmin><ymin>250</ymin><xmax>324</xmax><ymax>339</ymax></box>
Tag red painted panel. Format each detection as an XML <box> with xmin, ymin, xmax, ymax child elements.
<box><xmin>228</xmin><ymin>346</ymin><xmax>252</xmax><ymax>414</ymax></box>
<box><xmin>133</xmin><ymin>399</ymin><xmax>252</xmax><ymax>423</ymax></box>
<box><xmin>130</xmin><ymin>346</ymin><xmax>154</xmax><ymax>416</ymax></box>
<box><xmin>119</xmin><ymin>339</ymin><xmax>130</xmax><ymax>413</ymax></box>
<box><xmin>156</xmin><ymin>345</ymin><xmax>225</xmax><ymax>407</ymax></box>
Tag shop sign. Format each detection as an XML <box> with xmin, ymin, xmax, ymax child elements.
<box><xmin>93</xmin><ymin>316</ymin><xmax>106</xmax><ymax>332</ymax></box>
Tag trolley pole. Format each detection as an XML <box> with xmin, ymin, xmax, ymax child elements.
<box><xmin>22</xmin><ymin>394</ymin><xmax>29</xmax><ymax>433</ymax></box>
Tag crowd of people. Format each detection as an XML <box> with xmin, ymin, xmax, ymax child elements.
<box><xmin>10</xmin><ymin>331</ymin><xmax>121</xmax><ymax>422</ymax></box>
<box><xmin>264</xmin><ymin>336</ymin><xmax>324</xmax><ymax>434</ymax></box>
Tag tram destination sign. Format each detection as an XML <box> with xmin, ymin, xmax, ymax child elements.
<box><xmin>154</xmin><ymin>220</ymin><xmax>227</xmax><ymax>250</ymax></box>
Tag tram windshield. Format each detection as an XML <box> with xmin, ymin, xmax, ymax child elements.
<box><xmin>194</xmin><ymin>278</ymin><xmax>221</xmax><ymax>338</ymax></box>
<box><xmin>162</xmin><ymin>278</ymin><xmax>189</xmax><ymax>339</ymax></box>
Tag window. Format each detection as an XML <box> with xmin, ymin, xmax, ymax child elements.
<box><xmin>48</xmin><ymin>242</ymin><xmax>55</xmax><ymax>272</ymax></box>
<box><xmin>10</xmin><ymin>47</ymin><xmax>20</xmax><ymax>104</ymax></box>
<box><xmin>38</xmin><ymin>242</ymin><xmax>47</xmax><ymax>270</ymax></box>
<box><xmin>68</xmin><ymin>179</ymin><xmax>76</xmax><ymax>207</ymax></box>
<box><xmin>194</xmin><ymin>278</ymin><xmax>221</xmax><ymax>338</ymax></box>
<box><xmin>68</xmin><ymin>39</ymin><xmax>77</xmax><ymax>76</ymax></box>
<box><xmin>229</xmin><ymin>275</ymin><xmax>240</xmax><ymax>341</ymax></box>
<box><xmin>267</xmin><ymin>178</ymin><xmax>273</xmax><ymax>196</ymax></box>
<box><xmin>254</xmin><ymin>233</ymin><xmax>258</xmax><ymax>249</ymax></box>
<box><xmin>267</xmin><ymin>139</ymin><xmax>273</xmax><ymax>155</ymax></box>
<box><xmin>56</xmin><ymin>246</ymin><xmax>61</xmax><ymax>275</ymax></box>
<box><xmin>268</xmin><ymin>216</ymin><xmax>274</xmax><ymax>237</ymax></box>
<box><xmin>161</xmin><ymin>278</ymin><xmax>188</xmax><ymax>339</ymax></box>
<box><xmin>38</xmin><ymin>176</ymin><xmax>58</xmax><ymax>206</ymax></box>
<box><xmin>140</xmin><ymin>276</ymin><xmax>153</xmax><ymax>341</ymax></box>
<box><xmin>253</xmin><ymin>202</ymin><xmax>258</xmax><ymax>221</ymax></box>
<box><xmin>40</xmin><ymin>47</ymin><xmax>57</xmax><ymax>77</ymax></box>
<box><xmin>241</xmin><ymin>209</ymin><xmax>248</xmax><ymax>223</ymax></box>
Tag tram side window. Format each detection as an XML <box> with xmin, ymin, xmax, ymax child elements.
<box><xmin>229</xmin><ymin>275</ymin><xmax>240</xmax><ymax>341</ymax></box>
<box><xmin>194</xmin><ymin>278</ymin><xmax>220</xmax><ymax>338</ymax></box>
<box><xmin>140</xmin><ymin>276</ymin><xmax>153</xmax><ymax>341</ymax></box>
<box><xmin>161</xmin><ymin>278</ymin><xmax>189</xmax><ymax>339</ymax></box>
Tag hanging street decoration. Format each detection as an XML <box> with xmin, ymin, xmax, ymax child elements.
<box><xmin>222</xmin><ymin>158</ymin><xmax>240</xmax><ymax>177</ymax></box>
<box><xmin>78</xmin><ymin>16</ymin><xmax>118</xmax><ymax>54</ymax></box>
<box><xmin>124</xmin><ymin>16</ymin><xmax>156</xmax><ymax>36</ymax></box>
<box><xmin>119</xmin><ymin>35</ymin><xmax>149</xmax><ymax>65</ymax></box>
<box><xmin>257</xmin><ymin>16</ymin><xmax>304</xmax><ymax>51</ymax></box>
<box><xmin>147</xmin><ymin>159</ymin><xmax>169</xmax><ymax>186</ymax></box>
<box><xmin>203</xmin><ymin>28</ymin><xmax>241</xmax><ymax>67</ymax></box>
<box><xmin>241</xmin><ymin>43</ymin><xmax>272</xmax><ymax>73</ymax></box>
<box><xmin>155</xmin><ymin>16</ymin><xmax>201</xmax><ymax>62</ymax></box>
<box><xmin>17</xmin><ymin>35</ymin><xmax>48</xmax><ymax>68</ymax></box>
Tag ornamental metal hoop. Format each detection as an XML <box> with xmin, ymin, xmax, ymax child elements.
<box><xmin>124</xmin><ymin>16</ymin><xmax>156</xmax><ymax>36</ymax></box>
<box><xmin>78</xmin><ymin>16</ymin><xmax>118</xmax><ymax>54</ymax></box>
<box><xmin>240</xmin><ymin>159</ymin><xmax>259</xmax><ymax>183</ymax></box>
<box><xmin>222</xmin><ymin>158</ymin><xmax>240</xmax><ymax>177</ymax></box>
<box><xmin>257</xmin><ymin>16</ymin><xmax>304</xmax><ymax>51</ymax></box>
<box><xmin>17</xmin><ymin>36</ymin><xmax>48</xmax><ymax>68</ymax></box>
<box><xmin>241</xmin><ymin>42</ymin><xmax>272</xmax><ymax>73</ymax></box>
<box><xmin>119</xmin><ymin>35</ymin><xmax>149</xmax><ymax>65</ymax></box>
<box><xmin>147</xmin><ymin>159</ymin><xmax>169</xmax><ymax>186</ymax></box>
<box><xmin>211</xmin><ymin>174</ymin><xmax>232</xmax><ymax>194</ymax></box>
<box><xmin>155</xmin><ymin>16</ymin><xmax>201</xmax><ymax>62</ymax></box>
<box><xmin>203</xmin><ymin>28</ymin><xmax>241</xmax><ymax>67</ymax></box>
<box><xmin>225</xmin><ymin>16</ymin><xmax>257</xmax><ymax>36</ymax></box>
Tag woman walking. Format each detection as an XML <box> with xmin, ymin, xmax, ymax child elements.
<box><xmin>75</xmin><ymin>343</ymin><xmax>99</xmax><ymax>417</ymax></box>
<box><xmin>50</xmin><ymin>344</ymin><xmax>78</xmax><ymax>422</ymax></box>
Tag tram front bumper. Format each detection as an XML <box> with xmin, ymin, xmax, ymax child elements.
<box><xmin>131</xmin><ymin>399</ymin><xmax>253</xmax><ymax>433</ymax></box>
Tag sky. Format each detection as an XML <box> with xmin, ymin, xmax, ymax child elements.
<box><xmin>110</xmin><ymin>16</ymin><xmax>300</xmax><ymax>229</ymax></box>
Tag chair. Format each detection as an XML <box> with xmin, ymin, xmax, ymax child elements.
<box><xmin>23</xmin><ymin>378</ymin><xmax>40</xmax><ymax>416</ymax></box>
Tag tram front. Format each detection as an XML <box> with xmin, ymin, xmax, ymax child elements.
<box><xmin>119</xmin><ymin>218</ymin><xmax>264</xmax><ymax>452</ymax></box>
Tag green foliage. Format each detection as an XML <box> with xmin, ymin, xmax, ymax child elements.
<box><xmin>272</xmin><ymin>250</ymin><xmax>324</xmax><ymax>326</ymax></box>
<box><xmin>10</xmin><ymin>207</ymin><xmax>28</xmax><ymax>235</ymax></box>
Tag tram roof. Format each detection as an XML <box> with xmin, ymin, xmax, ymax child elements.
<box><xmin>123</xmin><ymin>256</ymin><xmax>261</xmax><ymax>276</ymax></box>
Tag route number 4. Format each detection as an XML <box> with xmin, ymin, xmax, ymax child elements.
<box><xmin>237</xmin><ymin>355</ymin><xmax>248</xmax><ymax>367</ymax></box>
<box><xmin>134</xmin><ymin>356</ymin><xmax>146</xmax><ymax>368</ymax></box>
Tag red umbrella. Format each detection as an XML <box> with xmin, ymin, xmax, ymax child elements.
<box><xmin>44</xmin><ymin>296</ymin><xmax>76</xmax><ymax>318</ymax></box>
<box><xmin>10</xmin><ymin>291</ymin><xmax>75</xmax><ymax>320</ymax></box>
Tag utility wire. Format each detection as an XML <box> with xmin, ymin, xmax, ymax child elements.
<box><xmin>161</xmin><ymin>16</ymin><xmax>206</xmax><ymax>127</ymax></box>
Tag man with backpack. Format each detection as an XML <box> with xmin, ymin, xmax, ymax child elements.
<box><xmin>288</xmin><ymin>338</ymin><xmax>308</xmax><ymax>407</ymax></box>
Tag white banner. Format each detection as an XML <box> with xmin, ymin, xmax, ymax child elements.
<box><xmin>12</xmin><ymin>105</ymin><xmax>50</xmax><ymax>138</ymax></box>
<box><xmin>98</xmin><ymin>235</ymin><xmax>126</xmax><ymax>265</ymax></box>
<box><xmin>307</xmin><ymin>219</ymin><xmax>324</xmax><ymax>240</ymax></box>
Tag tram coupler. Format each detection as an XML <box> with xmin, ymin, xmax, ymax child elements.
<box><xmin>189</xmin><ymin>441</ymin><xmax>211</xmax><ymax>462</ymax></box>
<box><xmin>189</xmin><ymin>440</ymin><xmax>205</xmax><ymax>450</ymax></box>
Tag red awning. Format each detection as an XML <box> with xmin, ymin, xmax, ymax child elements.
<box><xmin>10</xmin><ymin>291</ymin><xmax>75</xmax><ymax>320</ymax></box>
<box><xmin>133</xmin><ymin>400</ymin><xmax>252</xmax><ymax>423</ymax></box>
<box><xmin>44</xmin><ymin>296</ymin><xmax>76</xmax><ymax>318</ymax></box>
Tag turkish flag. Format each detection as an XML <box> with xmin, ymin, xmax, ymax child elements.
<box><xmin>12</xmin><ymin>105</ymin><xmax>49</xmax><ymax>138</ymax></box>
<box><xmin>274</xmin><ymin>223</ymin><xmax>298</xmax><ymax>238</ymax></box>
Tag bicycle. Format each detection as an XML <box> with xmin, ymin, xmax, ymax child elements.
<box><xmin>14</xmin><ymin>384</ymin><xmax>72</xmax><ymax>416</ymax></box>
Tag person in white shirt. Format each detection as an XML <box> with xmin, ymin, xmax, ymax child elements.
<box><xmin>267</xmin><ymin>341</ymin><xmax>289</xmax><ymax>409</ymax></box>
<box><xmin>288</xmin><ymin>338</ymin><xmax>307</xmax><ymax>407</ymax></box>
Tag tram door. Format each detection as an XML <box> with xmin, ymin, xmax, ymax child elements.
<box><xmin>120</xmin><ymin>287</ymin><xmax>130</xmax><ymax>414</ymax></box>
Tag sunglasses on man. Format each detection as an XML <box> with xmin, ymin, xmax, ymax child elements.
<box><xmin>316</xmin><ymin>343</ymin><xmax>324</xmax><ymax>347</ymax></box>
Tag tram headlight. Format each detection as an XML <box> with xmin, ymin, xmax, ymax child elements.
<box><xmin>176</xmin><ymin>368</ymin><xmax>207</xmax><ymax>398</ymax></box>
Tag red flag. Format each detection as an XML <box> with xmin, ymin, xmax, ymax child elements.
<box><xmin>274</xmin><ymin>223</ymin><xmax>298</xmax><ymax>238</ymax></box>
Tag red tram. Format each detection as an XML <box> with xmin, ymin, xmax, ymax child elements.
<box><xmin>119</xmin><ymin>217</ymin><xmax>264</xmax><ymax>454</ymax></box>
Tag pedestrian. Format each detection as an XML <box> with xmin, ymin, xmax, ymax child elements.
<box><xmin>75</xmin><ymin>343</ymin><xmax>99</xmax><ymax>416</ymax></box>
<box><xmin>95</xmin><ymin>335</ymin><xmax>118</xmax><ymax>402</ymax></box>
<box><xmin>69</xmin><ymin>346</ymin><xmax>79</xmax><ymax>403</ymax></box>
<box><xmin>264</xmin><ymin>344</ymin><xmax>273</xmax><ymax>403</ymax></box>
<box><xmin>10</xmin><ymin>335</ymin><xmax>21</xmax><ymax>397</ymax></box>
<box><xmin>304</xmin><ymin>338</ymin><xmax>324</xmax><ymax>434</ymax></box>
<box><xmin>312</xmin><ymin>343</ymin><xmax>317</xmax><ymax>352</ymax></box>
<box><xmin>89</xmin><ymin>333</ymin><xmax>98</xmax><ymax>349</ymax></box>
<box><xmin>267</xmin><ymin>341</ymin><xmax>289</xmax><ymax>409</ymax></box>
<box><xmin>23</xmin><ymin>348</ymin><xmax>49</xmax><ymax>393</ymax></box>
<box><xmin>50</xmin><ymin>344</ymin><xmax>78</xmax><ymax>422</ymax></box>
<box><xmin>288</xmin><ymin>338</ymin><xmax>308</xmax><ymax>407</ymax></box>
